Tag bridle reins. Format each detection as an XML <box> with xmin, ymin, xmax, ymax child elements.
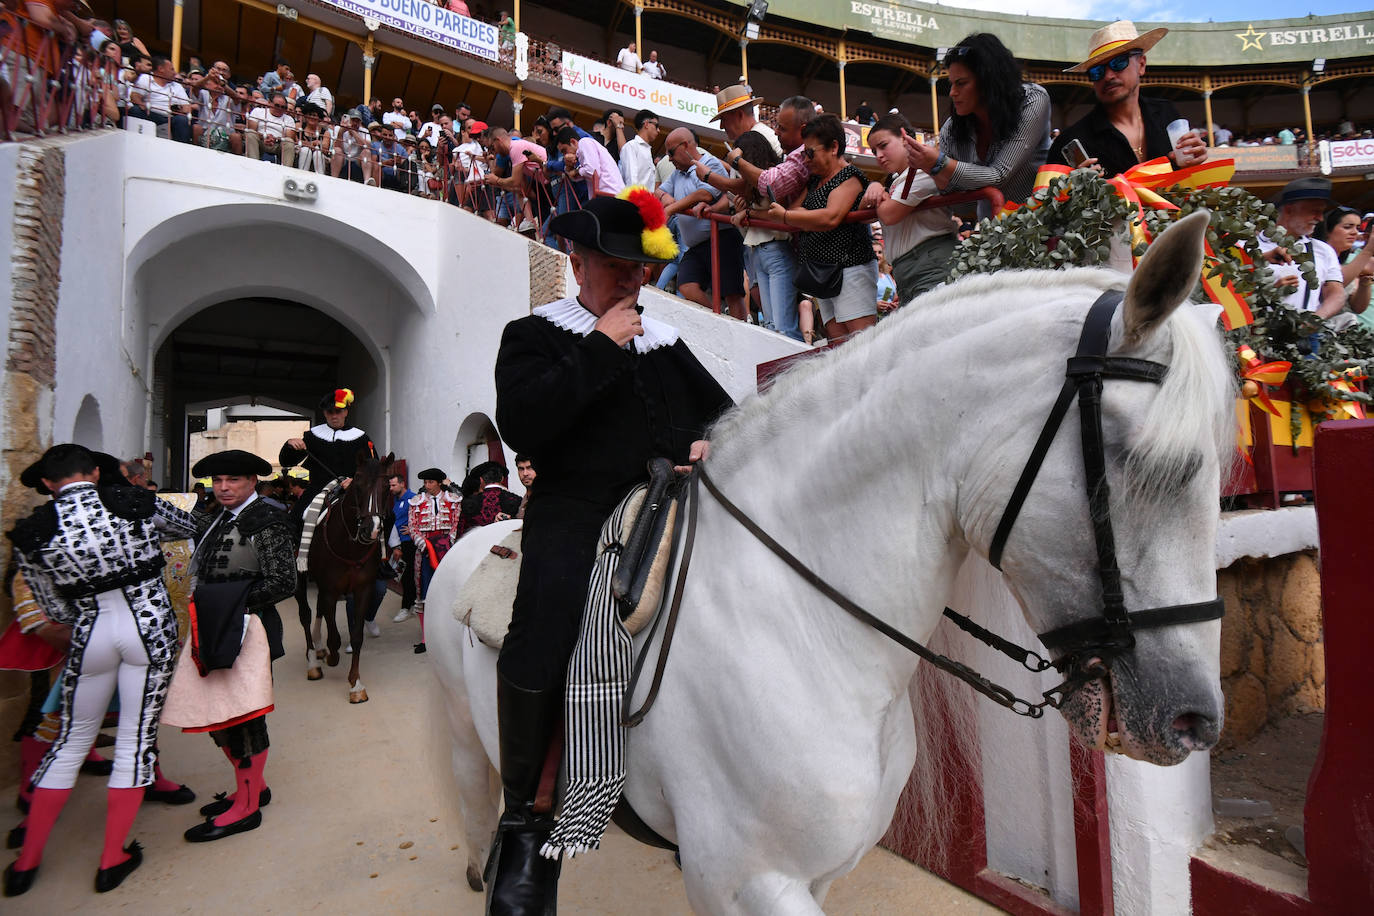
<box><xmin>624</xmin><ymin>290</ymin><xmax>1224</xmax><ymax>726</ymax></box>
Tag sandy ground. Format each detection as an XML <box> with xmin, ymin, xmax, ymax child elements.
<box><xmin>2</xmin><ymin>590</ymin><xmax>1000</xmax><ymax>914</ymax></box>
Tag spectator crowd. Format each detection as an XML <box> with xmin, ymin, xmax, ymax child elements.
<box><xmin>13</xmin><ymin>9</ymin><xmax>1371</xmax><ymax>347</ymax></box>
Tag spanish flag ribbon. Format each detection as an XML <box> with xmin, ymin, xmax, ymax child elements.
<box><xmin>1237</xmin><ymin>345</ymin><xmax>1290</xmax><ymax>417</ymax></box>
<box><xmin>1327</xmin><ymin>367</ymin><xmax>1368</xmax><ymax>420</ymax></box>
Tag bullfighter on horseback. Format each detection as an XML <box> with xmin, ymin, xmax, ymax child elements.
<box><xmin>489</xmin><ymin>191</ymin><xmax>733</xmax><ymax>914</ymax></box>
<box><xmin>279</xmin><ymin>387</ymin><xmax>379</xmax><ymax>546</ymax></box>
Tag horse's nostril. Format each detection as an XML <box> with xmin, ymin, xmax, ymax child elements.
<box><xmin>1171</xmin><ymin>712</ymin><xmax>1219</xmax><ymax>750</ymax></box>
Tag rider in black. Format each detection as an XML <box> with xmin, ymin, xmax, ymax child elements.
<box><xmin>278</xmin><ymin>388</ymin><xmax>378</xmax><ymax>538</ymax></box>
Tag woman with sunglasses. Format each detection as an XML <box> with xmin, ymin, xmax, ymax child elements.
<box><xmin>1048</xmin><ymin>21</ymin><xmax>1208</xmax><ymax>178</ymax></box>
<box><xmin>900</xmin><ymin>32</ymin><xmax>1050</xmax><ymax>217</ymax></box>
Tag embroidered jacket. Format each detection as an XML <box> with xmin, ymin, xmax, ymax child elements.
<box><xmin>192</xmin><ymin>496</ymin><xmax>297</xmax><ymax>659</ymax></box>
<box><xmin>458</xmin><ymin>486</ymin><xmax>523</xmax><ymax>538</ymax></box>
<box><xmin>407</xmin><ymin>490</ymin><xmax>462</xmax><ymax>540</ymax></box>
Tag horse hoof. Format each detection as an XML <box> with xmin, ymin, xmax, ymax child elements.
<box><xmin>326</xmin><ymin>651</ymin><xmax>340</xmax><ymax>667</ymax></box>
<box><xmin>306</xmin><ymin>668</ymin><xmax>323</xmax><ymax>681</ymax></box>
<box><xmin>466</xmin><ymin>862</ymin><xmax>483</xmax><ymax>892</ymax></box>
<box><xmin>348</xmin><ymin>689</ymin><xmax>368</xmax><ymax>704</ymax></box>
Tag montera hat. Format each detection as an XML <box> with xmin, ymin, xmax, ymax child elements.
<box><xmin>1274</xmin><ymin>176</ymin><xmax>1333</xmax><ymax>207</ymax></box>
<box><xmin>417</xmin><ymin>467</ymin><xmax>448</xmax><ymax>482</ymax></box>
<box><xmin>192</xmin><ymin>450</ymin><xmax>273</xmax><ymax>478</ymax></box>
<box><xmin>548</xmin><ymin>190</ymin><xmax>678</xmax><ymax>264</ymax></box>
<box><xmin>710</xmin><ymin>84</ymin><xmax>762</xmax><ymax>121</ymax></box>
<box><xmin>20</xmin><ymin>444</ymin><xmax>130</xmax><ymax>494</ymax></box>
<box><xmin>320</xmin><ymin>388</ymin><xmax>355</xmax><ymax>410</ymax></box>
<box><xmin>1064</xmin><ymin>20</ymin><xmax>1168</xmax><ymax>74</ymax></box>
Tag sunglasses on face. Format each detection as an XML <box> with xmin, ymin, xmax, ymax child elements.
<box><xmin>802</xmin><ymin>146</ymin><xmax>822</xmax><ymax>160</ymax></box>
<box><xmin>1087</xmin><ymin>51</ymin><xmax>1142</xmax><ymax>83</ymax></box>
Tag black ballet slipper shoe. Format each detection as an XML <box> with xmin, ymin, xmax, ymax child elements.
<box><xmin>3</xmin><ymin>861</ymin><xmax>38</xmax><ymax>897</ymax></box>
<box><xmin>198</xmin><ymin>787</ymin><xmax>271</xmax><ymax>818</ymax></box>
<box><xmin>81</xmin><ymin>757</ymin><xmax>114</xmax><ymax>777</ymax></box>
<box><xmin>5</xmin><ymin>824</ymin><xmax>23</xmax><ymax>850</ymax></box>
<box><xmin>146</xmin><ymin>784</ymin><xmax>197</xmax><ymax>805</ymax></box>
<box><xmin>94</xmin><ymin>841</ymin><xmax>143</xmax><ymax>893</ymax></box>
<box><xmin>413</xmin><ymin>642</ymin><xmax>427</xmax><ymax>654</ymax></box>
<box><xmin>183</xmin><ymin>809</ymin><xmax>262</xmax><ymax>843</ymax></box>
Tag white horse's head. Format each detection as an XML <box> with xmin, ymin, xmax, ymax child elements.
<box><xmin>981</xmin><ymin>211</ymin><xmax>1233</xmax><ymax>764</ymax></box>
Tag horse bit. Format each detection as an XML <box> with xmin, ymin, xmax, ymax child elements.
<box><xmin>627</xmin><ymin>290</ymin><xmax>1225</xmax><ymax>726</ymax></box>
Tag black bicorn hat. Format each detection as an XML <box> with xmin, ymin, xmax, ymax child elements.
<box><xmin>20</xmin><ymin>444</ymin><xmax>130</xmax><ymax>495</ymax></box>
<box><xmin>548</xmin><ymin>194</ymin><xmax>677</xmax><ymax>265</ymax></box>
<box><xmin>417</xmin><ymin>467</ymin><xmax>448</xmax><ymax>482</ymax></box>
<box><xmin>192</xmin><ymin>449</ymin><xmax>274</xmax><ymax>478</ymax></box>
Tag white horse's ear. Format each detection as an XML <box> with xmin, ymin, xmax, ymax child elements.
<box><xmin>1122</xmin><ymin>208</ymin><xmax>1210</xmax><ymax>346</ymax></box>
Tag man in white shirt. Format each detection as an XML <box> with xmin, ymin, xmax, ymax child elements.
<box><xmin>616</xmin><ymin>42</ymin><xmax>642</xmax><ymax>74</ymax></box>
<box><xmin>417</xmin><ymin>103</ymin><xmax>445</xmax><ymax>146</ymax></box>
<box><xmin>303</xmin><ymin>74</ymin><xmax>333</xmax><ymax>117</ymax></box>
<box><xmin>711</xmin><ymin>83</ymin><xmax>782</xmax><ymax>159</ymax></box>
<box><xmin>382</xmin><ymin>97</ymin><xmax>412</xmax><ymax>139</ymax></box>
<box><xmin>130</xmin><ymin>54</ymin><xmax>193</xmax><ymax>143</ymax></box>
<box><xmin>642</xmin><ymin>50</ymin><xmax>665</xmax><ymax>79</ymax></box>
<box><xmin>617</xmin><ymin>109</ymin><xmax>658</xmax><ymax>189</ymax></box>
<box><xmin>245</xmin><ymin>93</ymin><xmax>297</xmax><ymax>165</ymax></box>
<box><xmin>329</xmin><ymin>111</ymin><xmax>375</xmax><ymax>185</ymax></box>
<box><xmin>1259</xmin><ymin>177</ymin><xmax>1346</xmax><ymax>318</ymax></box>
<box><xmin>194</xmin><ymin>74</ymin><xmax>243</xmax><ymax>154</ymax></box>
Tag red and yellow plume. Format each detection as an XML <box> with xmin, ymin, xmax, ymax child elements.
<box><xmin>617</xmin><ymin>185</ymin><xmax>678</xmax><ymax>260</ymax></box>
<box><xmin>331</xmin><ymin>388</ymin><xmax>355</xmax><ymax>409</ymax></box>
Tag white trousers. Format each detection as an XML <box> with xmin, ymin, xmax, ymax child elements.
<box><xmin>37</xmin><ymin>590</ymin><xmax>154</xmax><ymax>789</ymax></box>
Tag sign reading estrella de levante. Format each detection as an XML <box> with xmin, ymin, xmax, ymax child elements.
<box><xmin>560</xmin><ymin>53</ymin><xmax>719</xmax><ymax>129</ymax></box>
<box><xmin>319</xmin><ymin>0</ymin><xmax>499</xmax><ymax>62</ymax></box>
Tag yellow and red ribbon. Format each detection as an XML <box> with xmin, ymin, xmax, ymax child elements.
<box><xmin>1327</xmin><ymin>367</ymin><xmax>1368</xmax><ymax>420</ymax></box>
<box><xmin>1237</xmin><ymin>345</ymin><xmax>1290</xmax><ymax>417</ymax></box>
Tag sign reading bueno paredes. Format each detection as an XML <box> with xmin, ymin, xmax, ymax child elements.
<box><xmin>322</xmin><ymin>0</ymin><xmax>499</xmax><ymax>61</ymax></box>
<box><xmin>560</xmin><ymin>52</ymin><xmax>719</xmax><ymax>129</ymax></box>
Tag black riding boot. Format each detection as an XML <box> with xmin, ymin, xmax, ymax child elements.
<box><xmin>485</xmin><ymin>673</ymin><xmax>563</xmax><ymax>916</ymax></box>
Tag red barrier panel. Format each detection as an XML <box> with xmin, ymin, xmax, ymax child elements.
<box><xmin>1191</xmin><ymin>418</ymin><xmax>1374</xmax><ymax>914</ymax></box>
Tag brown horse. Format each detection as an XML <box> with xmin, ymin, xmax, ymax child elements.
<box><xmin>302</xmin><ymin>450</ymin><xmax>394</xmax><ymax>703</ymax></box>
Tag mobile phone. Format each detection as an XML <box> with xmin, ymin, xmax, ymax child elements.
<box><xmin>1063</xmin><ymin>139</ymin><xmax>1090</xmax><ymax>168</ymax></box>
<box><xmin>765</xmin><ymin>183</ymin><xmax>776</xmax><ymax>204</ymax></box>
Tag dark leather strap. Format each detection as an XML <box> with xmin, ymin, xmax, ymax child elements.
<box><xmin>1037</xmin><ymin>598</ymin><xmax>1225</xmax><ymax>653</ymax></box>
<box><xmin>622</xmin><ymin>467</ymin><xmax>701</xmax><ymax>728</ymax></box>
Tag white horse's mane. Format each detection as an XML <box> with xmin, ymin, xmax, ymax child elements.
<box><xmin>710</xmin><ymin>267</ymin><xmax>1236</xmax><ymax>512</ymax></box>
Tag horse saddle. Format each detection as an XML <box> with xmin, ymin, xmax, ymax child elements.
<box><xmin>455</xmin><ymin>460</ymin><xmax>683</xmax><ymax>649</ymax></box>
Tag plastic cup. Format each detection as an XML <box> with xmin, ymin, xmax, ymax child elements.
<box><xmin>1167</xmin><ymin>119</ymin><xmax>1192</xmax><ymax>150</ymax></box>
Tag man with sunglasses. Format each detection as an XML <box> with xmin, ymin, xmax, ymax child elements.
<box><xmin>1048</xmin><ymin>21</ymin><xmax>1207</xmax><ymax>178</ymax></box>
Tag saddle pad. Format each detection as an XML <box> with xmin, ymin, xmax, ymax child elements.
<box><xmin>296</xmin><ymin>489</ymin><xmax>332</xmax><ymax>573</ymax></box>
<box><xmin>455</xmin><ymin>528</ymin><xmax>526</xmax><ymax>649</ymax></box>
<box><xmin>455</xmin><ymin>485</ymin><xmax>673</xmax><ymax>648</ymax></box>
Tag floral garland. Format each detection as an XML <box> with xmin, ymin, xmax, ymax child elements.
<box><xmin>950</xmin><ymin>170</ymin><xmax>1373</xmax><ymax>441</ymax></box>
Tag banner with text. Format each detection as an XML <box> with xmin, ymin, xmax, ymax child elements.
<box><xmin>1324</xmin><ymin>137</ymin><xmax>1374</xmax><ymax>173</ymax></box>
<box><xmin>1206</xmin><ymin>145</ymin><xmax>1299</xmax><ymax>171</ymax></box>
<box><xmin>560</xmin><ymin>52</ymin><xmax>719</xmax><ymax>129</ymax></box>
<box><xmin>319</xmin><ymin>0</ymin><xmax>499</xmax><ymax>62</ymax></box>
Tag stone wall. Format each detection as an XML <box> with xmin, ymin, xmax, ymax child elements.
<box><xmin>0</xmin><ymin>139</ymin><xmax>67</xmax><ymax>781</ymax></box>
<box><xmin>1216</xmin><ymin>549</ymin><xmax>1325</xmax><ymax>749</ymax></box>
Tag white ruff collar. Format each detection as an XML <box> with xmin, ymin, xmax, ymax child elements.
<box><xmin>534</xmin><ymin>297</ymin><xmax>679</xmax><ymax>354</ymax></box>
<box><xmin>308</xmin><ymin>424</ymin><xmax>366</xmax><ymax>441</ymax></box>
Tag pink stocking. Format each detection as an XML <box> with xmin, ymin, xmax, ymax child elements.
<box><xmin>14</xmin><ymin>787</ymin><xmax>72</xmax><ymax>870</ymax></box>
<box><xmin>99</xmin><ymin>787</ymin><xmax>144</xmax><ymax>869</ymax></box>
<box><xmin>212</xmin><ymin>751</ymin><xmax>266</xmax><ymax>826</ymax></box>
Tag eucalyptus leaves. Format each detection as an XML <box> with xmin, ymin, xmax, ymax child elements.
<box><xmin>951</xmin><ymin>171</ymin><xmax>1373</xmax><ymax>424</ymax></box>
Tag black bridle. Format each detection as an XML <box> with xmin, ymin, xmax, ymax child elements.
<box><xmin>625</xmin><ymin>290</ymin><xmax>1225</xmax><ymax>726</ymax></box>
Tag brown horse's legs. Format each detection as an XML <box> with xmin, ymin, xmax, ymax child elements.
<box><xmin>318</xmin><ymin>590</ymin><xmax>342</xmax><ymax>668</ymax></box>
<box><xmin>296</xmin><ymin>572</ymin><xmax>314</xmax><ymax>654</ymax></box>
<box><xmin>346</xmin><ymin>581</ymin><xmax>370</xmax><ymax>703</ymax></box>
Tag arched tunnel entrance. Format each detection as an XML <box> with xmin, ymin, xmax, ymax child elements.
<box><xmin>152</xmin><ymin>298</ymin><xmax>381</xmax><ymax>490</ymax></box>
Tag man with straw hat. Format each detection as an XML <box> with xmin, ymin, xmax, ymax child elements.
<box><xmin>1048</xmin><ymin>20</ymin><xmax>1208</xmax><ymax>177</ymax></box>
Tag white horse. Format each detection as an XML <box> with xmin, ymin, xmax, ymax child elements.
<box><xmin>428</xmin><ymin>211</ymin><xmax>1234</xmax><ymax>913</ymax></box>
